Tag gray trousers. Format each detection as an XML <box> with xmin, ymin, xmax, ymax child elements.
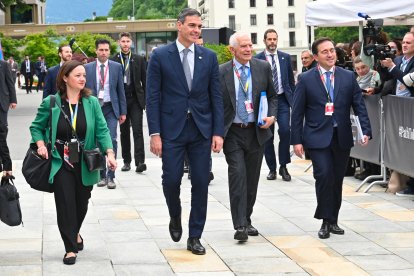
<box><xmin>223</xmin><ymin>126</ymin><xmax>264</xmax><ymax>229</ymax></box>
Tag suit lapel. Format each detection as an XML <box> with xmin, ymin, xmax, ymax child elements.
<box><xmin>333</xmin><ymin>68</ymin><xmax>341</xmax><ymax>103</ymax></box>
<box><xmin>168</xmin><ymin>43</ymin><xmax>189</xmax><ymax>93</ymax></box>
<box><xmin>90</xmin><ymin>61</ymin><xmax>98</xmax><ymax>94</ymax></box>
<box><xmin>250</xmin><ymin>59</ymin><xmax>259</xmax><ymax>106</ymax></box>
<box><xmin>314</xmin><ymin>69</ymin><xmax>327</xmax><ymax>99</ymax></box>
<box><xmin>404</xmin><ymin>56</ymin><xmax>414</xmax><ymax>73</ymax></box>
<box><xmin>192</xmin><ymin>46</ymin><xmax>204</xmax><ymax>93</ymax></box>
<box><xmin>224</xmin><ymin>62</ymin><xmax>236</xmax><ymax>111</ymax></box>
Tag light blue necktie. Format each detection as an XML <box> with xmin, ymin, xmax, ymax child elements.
<box><xmin>325</xmin><ymin>71</ymin><xmax>333</xmax><ymax>102</ymax></box>
<box><xmin>237</xmin><ymin>65</ymin><xmax>249</xmax><ymax>124</ymax></box>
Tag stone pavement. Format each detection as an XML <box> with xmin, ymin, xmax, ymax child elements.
<box><xmin>1</xmin><ymin>156</ymin><xmax>414</xmax><ymax>276</ymax></box>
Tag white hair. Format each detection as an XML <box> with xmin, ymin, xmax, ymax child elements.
<box><xmin>229</xmin><ymin>32</ymin><xmax>250</xmax><ymax>47</ymax></box>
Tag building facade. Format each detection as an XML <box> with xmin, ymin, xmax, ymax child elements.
<box><xmin>188</xmin><ymin>0</ymin><xmax>312</xmax><ymax>72</ymax></box>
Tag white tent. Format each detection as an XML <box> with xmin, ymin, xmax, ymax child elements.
<box><xmin>306</xmin><ymin>0</ymin><xmax>414</xmax><ymax>27</ymax></box>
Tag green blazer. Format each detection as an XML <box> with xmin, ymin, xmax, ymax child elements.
<box><xmin>30</xmin><ymin>94</ymin><xmax>113</xmax><ymax>186</ymax></box>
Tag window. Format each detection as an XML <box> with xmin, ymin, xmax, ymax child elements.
<box><xmin>288</xmin><ymin>0</ymin><xmax>294</xmax><ymax>6</ymax></box>
<box><xmin>11</xmin><ymin>4</ymin><xmax>33</xmax><ymax>24</ymax></box>
<box><xmin>267</xmin><ymin>0</ymin><xmax>273</xmax><ymax>6</ymax></box>
<box><xmin>229</xmin><ymin>15</ymin><xmax>236</xmax><ymax>30</ymax></box>
<box><xmin>251</xmin><ymin>33</ymin><xmax>257</xmax><ymax>44</ymax></box>
<box><xmin>228</xmin><ymin>0</ymin><xmax>235</xmax><ymax>8</ymax></box>
<box><xmin>250</xmin><ymin>14</ymin><xmax>257</xmax><ymax>26</ymax></box>
<box><xmin>289</xmin><ymin>31</ymin><xmax>296</xmax><ymax>47</ymax></box>
<box><xmin>250</xmin><ymin>0</ymin><xmax>256</xmax><ymax>7</ymax></box>
<box><xmin>267</xmin><ymin>14</ymin><xmax>274</xmax><ymax>25</ymax></box>
<box><xmin>288</xmin><ymin>13</ymin><xmax>295</xmax><ymax>28</ymax></box>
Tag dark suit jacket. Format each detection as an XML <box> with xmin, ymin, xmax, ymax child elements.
<box><xmin>35</xmin><ymin>60</ymin><xmax>47</xmax><ymax>76</ymax></box>
<box><xmin>219</xmin><ymin>58</ymin><xmax>278</xmax><ymax>146</ymax></box>
<box><xmin>146</xmin><ymin>42</ymin><xmax>224</xmax><ymax>140</ymax></box>
<box><xmin>291</xmin><ymin>67</ymin><xmax>372</xmax><ymax>150</ymax></box>
<box><xmin>85</xmin><ymin>60</ymin><xmax>127</xmax><ymax>118</ymax></box>
<box><xmin>43</xmin><ymin>64</ymin><xmax>60</xmax><ymax>99</ymax></box>
<box><xmin>0</xmin><ymin>60</ymin><xmax>17</xmax><ymax>113</ymax></box>
<box><xmin>381</xmin><ymin>55</ymin><xmax>414</xmax><ymax>96</ymax></box>
<box><xmin>255</xmin><ymin>50</ymin><xmax>295</xmax><ymax>105</ymax></box>
<box><xmin>20</xmin><ymin>60</ymin><xmax>35</xmax><ymax>76</ymax></box>
<box><xmin>110</xmin><ymin>53</ymin><xmax>146</xmax><ymax>109</ymax></box>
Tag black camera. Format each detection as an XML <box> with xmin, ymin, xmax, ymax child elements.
<box><xmin>361</xmin><ymin>16</ymin><xmax>395</xmax><ymax>61</ymax></box>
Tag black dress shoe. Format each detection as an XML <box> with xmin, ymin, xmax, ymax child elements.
<box><xmin>121</xmin><ymin>163</ymin><xmax>131</xmax><ymax>171</ymax></box>
<box><xmin>169</xmin><ymin>216</ymin><xmax>182</xmax><ymax>242</ymax></box>
<box><xmin>77</xmin><ymin>234</ymin><xmax>84</xmax><ymax>251</ymax></box>
<box><xmin>267</xmin><ymin>171</ymin><xmax>276</xmax><ymax>180</ymax></box>
<box><xmin>279</xmin><ymin>166</ymin><xmax>291</xmax><ymax>181</ymax></box>
<box><xmin>209</xmin><ymin>172</ymin><xmax>214</xmax><ymax>182</ymax></box>
<box><xmin>247</xmin><ymin>225</ymin><xmax>259</xmax><ymax>236</ymax></box>
<box><xmin>318</xmin><ymin>221</ymin><xmax>330</xmax><ymax>239</ymax></box>
<box><xmin>63</xmin><ymin>253</ymin><xmax>77</xmax><ymax>265</ymax></box>
<box><xmin>187</xmin><ymin>237</ymin><xmax>206</xmax><ymax>255</ymax></box>
<box><xmin>234</xmin><ymin>227</ymin><xmax>248</xmax><ymax>241</ymax></box>
<box><xmin>136</xmin><ymin>163</ymin><xmax>147</xmax><ymax>173</ymax></box>
<box><xmin>330</xmin><ymin>223</ymin><xmax>345</xmax><ymax>235</ymax></box>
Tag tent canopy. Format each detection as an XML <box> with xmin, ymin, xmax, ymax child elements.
<box><xmin>306</xmin><ymin>0</ymin><xmax>414</xmax><ymax>27</ymax></box>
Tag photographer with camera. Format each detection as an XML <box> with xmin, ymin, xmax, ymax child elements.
<box><xmin>379</xmin><ymin>32</ymin><xmax>414</xmax><ymax>97</ymax></box>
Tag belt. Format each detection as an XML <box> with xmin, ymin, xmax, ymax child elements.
<box><xmin>232</xmin><ymin>122</ymin><xmax>255</xmax><ymax>129</ymax></box>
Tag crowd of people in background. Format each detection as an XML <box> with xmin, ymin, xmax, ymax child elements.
<box><xmin>1</xmin><ymin>7</ymin><xmax>414</xmax><ymax>264</ymax></box>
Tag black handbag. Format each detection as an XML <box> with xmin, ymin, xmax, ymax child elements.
<box><xmin>56</xmin><ymin>103</ymin><xmax>106</xmax><ymax>172</ymax></box>
<box><xmin>22</xmin><ymin>95</ymin><xmax>55</xmax><ymax>193</ymax></box>
<box><xmin>0</xmin><ymin>176</ymin><xmax>23</xmax><ymax>226</ymax></box>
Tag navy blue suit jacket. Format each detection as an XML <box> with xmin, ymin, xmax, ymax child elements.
<box><xmin>255</xmin><ymin>50</ymin><xmax>295</xmax><ymax>105</ymax></box>
<box><xmin>85</xmin><ymin>60</ymin><xmax>127</xmax><ymax>118</ymax></box>
<box><xmin>291</xmin><ymin>67</ymin><xmax>372</xmax><ymax>150</ymax></box>
<box><xmin>43</xmin><ymin>64</ymin><xmax>60</xmax><ymax>99</ymax></box>
<box><xmin>146</xmin><ymin>42</ymin><xmax>224</xmax><ymax>140</ymax></box>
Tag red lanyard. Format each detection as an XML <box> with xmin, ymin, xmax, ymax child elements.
<box><xmin>317</xmin><ymin>65</ymin><xmax>335</xmax><ymax>102</ymax></box>
<box><xmin>96</xmin><ymin>62</ymin><xmax>109</xmax><ymax>89</ymax></box>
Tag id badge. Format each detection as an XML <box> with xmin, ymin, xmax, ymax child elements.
<box><xmin>244</xmin><ymin>100</ymin><xmax>254</xmax><ymax>114</ymax></box>
<box><xmin>68</xmin><ymin>141</ymin><xmax>80</xmax><ymax>163</ymax></box>
<box><xmin>124</xmin><ymin>75</ymin><xmax>127</xmax><ymax>84</ymax></box>
<box><xmin>98</xmin><ymin>89</ymin><xmax>104</xmax><ymax>99</ymax></box>
<box><xmin>325</xmin><ymin>102</ymin><xmax>334</xmax><ymax>116</ymax></box>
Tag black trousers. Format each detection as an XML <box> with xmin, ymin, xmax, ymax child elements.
<box><xmin>308</xmin><ymin>130</ymin><xmax>350</xmax><ymax>223</ymax></box>
<box><xmin>23</xmin><ymin>73</ymin><xmax>33</xmax><ymax>92</ymax></box>
<box><xmin>53</xmin><ymin>163</ymin><xmax>92</xmax><ymax>253</ymax></box>
<box><xmin>223</xmin><ymin>126</ymin><xmax>264</xmax><ymax>229</ymax></box>
<box><xmin>36</xmin><ymin>72</ymin><xmax>46</xmax><ymax>91</ymax></box>
<box><xmin>120</xmin><ymin>98</ymin><xmax>145</xmax><ymax>165</ymax></box>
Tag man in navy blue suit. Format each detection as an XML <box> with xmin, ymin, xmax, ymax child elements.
<box><xmin>255</xmin><ymin>29</ymin><xmax>295</xmax><ymax>182</ymax></box>
<box><xmin>291</xmin><ymin>37</ymin><xmax>372</xmax><ymax>239</ymax></box>
<box><xmin>85</xmin><ymin>39</ymin><xmax>127</xmax><ymax>189</ymax></box>
<box><xmin>146</xmin><ymin>8</ymin><xmax>224</xmax><ymax>255</ymax></box>
<box><xmin>43</xmin><ymin>45</ymin><xmax>72</xmax><ymax>99</ymax></box>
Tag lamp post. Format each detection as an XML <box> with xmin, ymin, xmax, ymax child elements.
<box><xmin>131</xmin><ymin>0</ymin><xmax>135</xmax><ymax>20</ymax></box>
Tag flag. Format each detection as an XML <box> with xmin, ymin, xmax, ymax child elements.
<box><xmin>0</xmin><ymin>40</ymin><xmax>3</xmax><ymax>60</ymax></box>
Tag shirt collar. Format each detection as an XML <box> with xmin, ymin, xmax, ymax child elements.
<box><xmin>233</xmin><ymin>58</ymin><xmax>250</xmax><ymax>70</ymax></box>
<box><xmin>265</xmin><ymin>49</ymin><xmax>277</xmax><ymax>57</ymax></box>
<box><xmin>176</xmin><ymin>40</ymin><xmax>195</xmax><ymax>54</ymax></box>
<box><xmin>319</xmin><ymin>65</ymin><xmax>335</xmax><ymax>75</ymax></box>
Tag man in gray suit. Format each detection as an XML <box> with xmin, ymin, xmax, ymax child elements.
<box><xmin>219</xmin><ymin>32</ymin><xmax>277</xmax><ymax>241</ymax></box>
<box><xmin>85</xmin><ymin>39</ymin><xmax>127</xmax><ymax>189</ymax></box>
<box><xmin>0</xmin><ymin>59</ymin><xmax>17</xmax><ymax>176</ymax></box>
<box><xmin>7</xmin><ymin>57</ymin><xmax>18</xmax><ymax>85</ymax></box>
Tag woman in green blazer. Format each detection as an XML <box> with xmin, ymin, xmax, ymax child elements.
<box><xmin>30</xmin><ymin>60</ymin><xmax>117</xmax><ymax>265</ymax></box>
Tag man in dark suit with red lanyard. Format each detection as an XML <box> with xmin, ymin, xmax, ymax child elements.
<box><xmin>291</xmin><ymin>37</ymin><xmax>371</xmax><ymax>239</ymax></box>
<box><xmin>255</xmin><ymin>29</ymin><xmax>295</xmax><ymax>182</ymax></box>
<box><xmin>146</xmin><ymin>8</ymin><xmax>224</xmax><ymax>255</ymax></box>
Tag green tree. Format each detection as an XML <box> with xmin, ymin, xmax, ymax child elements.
<box><xmin>109</xmin><ymin>0</ymin><xmax>187</xmax><ymax>20</ymax></box>
<box><xmin>0</xmin><ymin>33</ymin><xmax>21</xmax><ymax>63</ymax></box>
<box><xmin>22</xmin><ymin>29</ymin><xmax>60</xmax><ymax>67</ymax></box>
<box><xmin>204</xmin><ymin>44</ymin><xmax>232</xmax><ymax>65</ymax></box>
<box><xmin>64</xmin><ymin>33</ymin><xmax>117</xmax><ymax>60</ymax></box>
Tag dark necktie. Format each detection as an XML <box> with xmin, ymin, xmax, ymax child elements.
<box><xmin>325</xmin><ymin>71</ymin><xmax>333</xmax><ymax>101</ymax></box>
<box><xmin>237</xmin><ymin>65</ymin><xmax>249</xmax><ymax>124</ymax></box>
<box><xmin>270</xmin><ymin>54</ymin><xmax>279</xmax><ymax>93</ymax></box>
<box><xmin>100</xmin><ymin>64</ymin><xmax>105</xmax><ymax>91</ymax></box>
<box><xmin>182</xmin><ymin>48</ymin><xmax>192</xmax><ymax>91</ymax></box>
